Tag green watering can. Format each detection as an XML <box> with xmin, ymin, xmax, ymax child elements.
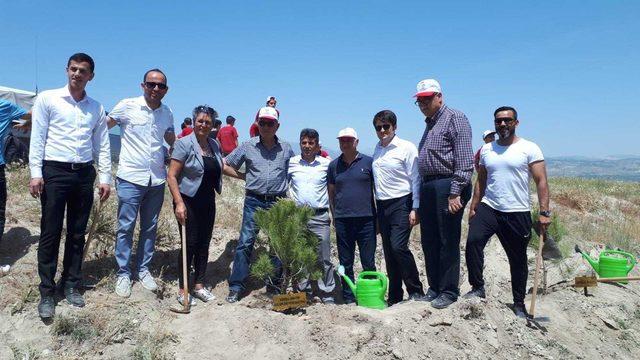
<box><xmin>337</xmin><ymin>265</ymin><xmax>388</xmax><ymax>309</ymax></box>
<box><xmin>576</xmin><ymin>245</ymin><xmax>637</xmax><ymax>283</ymax></box>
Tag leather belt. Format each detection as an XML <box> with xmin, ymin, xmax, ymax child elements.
<box><xmin>422</xmin><ymin>174</ymin><xmax>452</xmax><ymax>182</ymax></box>
<box><xmin>246</xmin><ymin>190</ymin><xmax>286</xmax><ymax>202</ymax></box>
<box><xmin>43</xmin><ymin>160</ymin><xmax>94</xmax><ymax>171</ymax></box>
<box><xmin>313</xmin><ymin>208</ymin><xmax>329</xmax><ymax>215</ymax></box>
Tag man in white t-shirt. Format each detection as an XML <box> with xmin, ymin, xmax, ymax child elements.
<box><xmin>464</xmin><ymin>106</ymin><xmax>550</xmax><ymax>319</ymax></box>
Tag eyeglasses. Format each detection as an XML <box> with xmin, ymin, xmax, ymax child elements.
<box><xmin>414</xmin><ymin>96</ymin><xmax>436</xmax><ymax>106</ymax></box>
<box><xmin>258</xmin><ymin>120</ymin><xmax>276</xmax><ymax>127</ymax></box>
<box><xmin>374</xmin><ymin>124</ymin><xmax>392</xmax><ymax>132</ymax></box>
<box><xmin>494</xmin><ymin>117</ymin><xmax>516</xmax><ymax>125</ymax></box>
<box><xmin>144</xmin><ymin>82</ymin><xmax>168</xmax><ymax>90</ymax></box>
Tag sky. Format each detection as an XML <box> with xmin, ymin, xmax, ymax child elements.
<box><xmin>1</xmin><ymin>1</ymin><xmax>639</xmax><ymax>157</ymax></box>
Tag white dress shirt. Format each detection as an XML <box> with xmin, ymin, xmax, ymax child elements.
<box><xmin>109</xmin><ymin>96</ymin><xmax>175</xmax><ymax>186</ymax></box>
<box><xmin>372</xmin><ymin>135</ymin><xmax>420</xmax><ymax>208</ymax></box>
<box><xmin>287</xmin><ymin>154</ymin><xmax>330</xmax><ymax>209</ymax></box>
<box><xmin>29</xmin><ymin>85</ymin><xmax>112</xmax><ymax>184</ymax></box>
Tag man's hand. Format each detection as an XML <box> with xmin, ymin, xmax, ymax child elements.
<box><xmin>97</xmin><ymin>184</ymin><xmax>111</xmax><ymax>202</ymax></box>
<box><xmin>468</xmin><ymin>206</ymin><xmax>476</xmax><ymax>221</ymax></box>
<box><xmin>174</xmin><ymin>202</ymin><xmax>187</xmax><ymax>226</ymax></box>
<box><xmin>409</xmin><ymin>209</ymin><xmax>420</xmax><ymax>227</ymax></box>
<box><xmin>448</xmin><ymin>195</ymin><xmax>463</xmax><ymax>214</ymax></box>
<box><xmin>538</xmin><ymin>214</ymin><xmax>551</xmax><ymax>232</ymax></box>
<box><xmin>29</xmin><ymin>178</ymin><xmax>44</xmax><ymax>198</ymax></box>
<box><xmin>13</xmin><ymin>119</ymin><xmax>31</xmax><ymax>132</ymax></box>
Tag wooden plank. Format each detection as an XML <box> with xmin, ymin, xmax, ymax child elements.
<box><xmin>597</xmin><ymin>276</ymin><xmax>640</xmax><ymax>282</ymax></box>
<box><xmin>272</xmin><ymin>292</ymin><xmax>307</xmax><ymax>312</ymax></box>
<box><xmin>574</xmin><ymin>276</ymin><xmax>597</xmax><ymax>288</ymax></box>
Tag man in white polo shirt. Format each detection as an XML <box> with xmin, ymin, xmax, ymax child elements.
<box><xmin>287</xmin><ymin>128</ymin><xmax>335</xmax><ymax>304</ymax></box>
<box><xmin>107</xmin><ymin>69</ymin><xmax>175</xmax><ymax>297</ymax></box>
<box><xmin>464</xmin><ymin>106</ymin><xmax>550</xmax><ymax>318</ymax></box>
<box><xmin>371</xmin><ymin>110</ymin><xmax>425</xmax><ymax>305</ymax></box>
<box><xmin>29</xmin><ymin>53</ymin><xmax>112</xmax><ymax>318</ymax></box>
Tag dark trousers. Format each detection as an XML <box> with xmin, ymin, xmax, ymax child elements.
<box><xmin>465</xmin><ymin>203</ymin><xmax>532</xmax><ymax>304</ymax></box>
<box><xmin>334</xmin><ymin>216</ymin><xmax>377</xmax><ymax>302</ymax></box>
<box><xmin>0</xmin><ymin>165</ymin><xmax>6</xmax><ymax>245</ymax></box>
<box><xmin>38</xmin><ymin>164</ymin><xmax>95</xmax><ymax>296</ymax></box>
<box><xmin>419</xmin><ymin>178</ymin><xmax>471</xmax><ymax>300</ymax></box>
<box><xmin>176</xmin><ymin>191</ymin><xmax>216</xmax><ymax>287</ymax></box>
<box><xmin>377</xmin><ymin>194</ymin><xmax>423</xmax><ymax>304</ymax></box>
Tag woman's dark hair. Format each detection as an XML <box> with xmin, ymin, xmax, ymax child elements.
<box><xmin>372</xmin><ymin>110</ymin><xmax>397</xmax><ymax>127</ymax></box>
<box><xmin>192</xmin><ymin>105</ymin><xmax>218</xmax><ymax>122</ymax></box>
<box><xmin>299</xmin><ymin>128</ymin><xmax>319</xmax><ymax>142</ymax></box>
<box><xmin>494</xmin><ymin>106</ymin><xmax>518</xmax><ymax>120</ymax></box>
<box><xmin>67</xmin><ymin>53</ymin><xmax>95</xmax><ymax>72</ymax></box>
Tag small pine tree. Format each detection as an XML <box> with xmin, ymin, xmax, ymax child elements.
<box><xmin>250</xmin><ymin>199</ymin><xmax>321</xmax><ymax>294</ymax></box>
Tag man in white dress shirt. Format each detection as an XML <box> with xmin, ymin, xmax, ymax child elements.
<box><xmin>29</xmin><ymin>53</ymin><xmax>112</xmax><ymax>318</ymax></box>
<box><xmin>287</xmin><ymin>128</ymin><xmax>335</xmax><ymax>304</ymax></box>
<box><xmin>371</xmin><ymin>110</ymin><xmax>425</xmax><ymax>305</ymax></box>
<box><xmin>106</xmin><ymin>69</ymin><xmax>175</xmax><ymax>297</ymax></box>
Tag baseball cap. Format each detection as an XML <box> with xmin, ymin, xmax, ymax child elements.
<box><xmin>414</xmin><ymin>79</ymin><xmax>442</xmax><ymax>97</ymax></box>
<box><xmin>482</xmin><ymin>130</ymin><xmax>496</xmax><ymax>139</ymax></box>
<box><xmin>258</xmin><ymin>106</ymin><xmax>279</xmax><ymax>121</ymax></box>
<box><xmin>337</xmin><ymin>127</ymin><xmax>358</xmax><ymax>139</ymax></box>
<box><xmin>266</xmin><ymin>96</ymin><xmax>277</xmax><ymax>103</ymax></box>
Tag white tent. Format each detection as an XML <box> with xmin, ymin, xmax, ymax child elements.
<box><xmin>0</xmin><ymin>85</ymin><xmax>36</xmax><ymax>110</ymax></box>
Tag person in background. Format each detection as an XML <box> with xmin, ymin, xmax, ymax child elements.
<box><xmin>217</xmin><ymin>115</ymin><xmax>239</xmax><ymax>156</ymax></box>
<box><xmin>224</xmin><ymin>106</ymin><xmax>295</xmax><ymax>303</ymax></box>
<box><xmin>474</xmin><ymin>130</ymin><xmax>496</xmax><ymax>171</ymax></box>
<box><xmin>0</xmin><ymin>99</ymin><xmax>31</xmax><ymax>276</ymax></box>
<box><xmin>29</xmin><ymin>53</ymin><xmax>111</xmax><ymax>318</ymax></box>
<box><xmin>177</xmin><ymin>117</ymin><xmax>193</xmax><ymax>139</ymax></box>
<box><xmin>210</xmin><ymin>119</ymin><xmax>222</xmax><ymax>140</ymax></box>
<box><xmin>167</xmin><ymin>105</ymin><xmax>224</xmax><ymax>304</ymax></box>
<box><xmin>464</xmin><ymin>106</ymin><xmax>550</xmax><ymax>318</ymax></box>
<box><xmin>371</xmin><ymin>110</ymin><xmax>426</xmax><ymax>305</ymax></box>
<box><xmin>107</xmin><ymin>68</ymin><xmax>175</xmax><ymax>298</ymax></box>
<box><xmin>288</xmin><ymin>128</ymin><xmax>335</xmax><ymax>304</ymax></box>
<box><xmin>318</xmin><ymin>141</ymin><xmax>331</xmax><ymax>160</ymax></box>
<box><xmin>250</xmin><ymin>96</ymin><xmax>278</xmax><ymax>137</ymax></box>
<box><xmin>415</xmin><ymin>78</ymin><xmax>473</xmax><ymax>309</ymax></box>
<box><xmin>328</xmin><ymin>127</ymin><xmax>377</xmax><ymax>304</ymax></box>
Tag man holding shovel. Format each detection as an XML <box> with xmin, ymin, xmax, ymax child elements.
<box><xmin>464</xmin><ymin>106</ymin><xmax>550</xmax><ymax>318</ymax></box>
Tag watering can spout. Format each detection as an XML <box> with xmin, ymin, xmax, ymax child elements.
<box><xmin>575</xmin><ymin>245</ymin><xmax>599</xmax><ymax>274</ymax></box>
<box><xmin>337</xmin><ymin>265</ymin><xmax>357</xmax><ymax>296</ymax></box>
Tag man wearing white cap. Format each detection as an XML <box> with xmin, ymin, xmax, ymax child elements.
<box><xmin>414</xmin><ymin>78</ymin><xmax>474</xmax><ymax>309</ymax></box>
<box><xmin>475</xmin><ymin>130</ymin><xmax>496</xmax><ymax>171</ymax></box>
<box><xmin>223</xmin><ymin>106</ymin><xmax>295</xmax><ymax>303</ymax></box>
<box><xmin>250</xmin><ymin>96</ymin><xmax>279</xmax><ymax>138</ymax></box>
<box><xmin>327</xmin><ymin>127</ymin><xmax>377</xmax><ymax>304</ymax></box>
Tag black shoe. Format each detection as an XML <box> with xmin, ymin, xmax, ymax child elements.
<box><xmin>513</xmin><ymin>303</ymin><xmax>529</xmax><ymax>318</ymax></box>
<box><xmin>424</xmin><ymin>289</ymin><xmax>439</xmax><ymax>302</ymax></box>
<box><xmin>431</xmin><ymin>294</ymin><xmax>457</xmax><ymax>309</ymax></box>
<box><xmin>226</xmin><ymin>290</ymin><xmax>240</xmax><ymax>303</ymax></box>
<box><xmin>38</xmin><ymin>296</ymin><xmax>56</xmax><ymax>318</ymax></box>
<box><xmin>463</xmin><ymin>286</ymin><xmax>486</xmax><ymax>299</ymax></box>
<box><xmin>408</xmin><ymin>293</ymin><xmax>429</xmax><ymax>302</ymax></box>
<box><xmin>342</xmin><ymin>297</ymin><xmax>356</xmax><ymax>305</ymax></box>
<box><xmin>64</xmin><ymin>288</ymin><xmax>85</xmax><ymax>307</ymax></box>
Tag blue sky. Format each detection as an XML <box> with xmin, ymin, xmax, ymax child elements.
<box><xmin>1</xmin><ymin>1</ymin><xmax>639</xmax><ymax>156</ymax></box>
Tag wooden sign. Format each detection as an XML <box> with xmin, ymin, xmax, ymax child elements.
<box><xmin>273</xmin><ymin>292</ymin><xmax>308</xmax><ymax>312</ymax></box>
<box><xmin>574</xmin><ymin>276</ymin><xmax>597</xmax><ymax>288</ymax></box>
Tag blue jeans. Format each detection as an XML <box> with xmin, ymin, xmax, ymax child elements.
<box><xmin>228</xmin><ymin>194</ymin><xmax>278</xmax><ymax>293</ymax></box>
<box><xmin>334</xmin><ymin>216</ymin><xmax>377</xmax><ymax>302</ymax></box>
<box><xmin>115</xmin><ymin>178</ymin><xmax>165</xmax><ymax>278</ymax></box>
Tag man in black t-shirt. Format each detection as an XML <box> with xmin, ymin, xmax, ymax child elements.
<box><xmin>327</xmin><ymin>127</ymin><xmax>377</xmax><ymax>304</ymax></box>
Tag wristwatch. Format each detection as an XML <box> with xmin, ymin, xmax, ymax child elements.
<box><xmin>539</xmin><ymin>210</ymin><xmax>552</xmax><ymax>217</ymax></box>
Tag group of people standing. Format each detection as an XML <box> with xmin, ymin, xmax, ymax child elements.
<box><xmin>0</xmin><ymin>52</ymin><xmax>551</xmax><ymax>321</ymax></box>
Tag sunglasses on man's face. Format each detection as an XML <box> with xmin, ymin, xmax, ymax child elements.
<box><xmin>494</xmin><ymin>117</ymin><xmax>516</xmax><ymax>125</ymax></box>
<box><xmin>144</xmin><ymin>82</ymin><xmax>168</xmax><ymax>90</ymax></box>
<box><xmin>258</xmin><ymin>121</ymin><xmax>276</xmax><ymax>127</ymax></box>
<box><xmin>374</xmin><ymin>124</ymin><xmax>392</xmax><ymax>132</ymax></box>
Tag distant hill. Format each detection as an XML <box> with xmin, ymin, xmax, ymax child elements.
<box><xmin>546</xmin><ymin>155</ymin><xmax>640</xmax><ymax>182</ymax></box>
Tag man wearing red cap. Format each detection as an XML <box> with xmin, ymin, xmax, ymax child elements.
<box><xmin>414</xmin><ymin>78</ymin><xmax>474</xmax><ymax>309</ymax></box>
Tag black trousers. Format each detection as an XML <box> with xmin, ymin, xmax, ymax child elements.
<box><xmin>419</xmin><ymin>177</ymin><xmax>471</xmax><ymax>300</ymax></box>
<box><xmin>177</xmin><ymin>190</ymin><xmax>216</xmax><ymax>287</ymax></box>
<box><xmin>465</xmin><ymin>203</ymin><xmax>532</xmax><ymax>304</ymax></box>
<box><xmin>334</xmin><ymin>216</ymin><xmax>377</xmax><ymax>302</ymax></box>
<box><xmin>38</xmin><ymin>163</ymin><xmax>95</xmax><ymax>296</ymax></box>
<box><xmin>0</xmin><ymin>165</ymin><xmax>6</xmax><ymax>245</ymax></box>
<box><xmin>377</xmin><ymin>194</ymin><xmax>423</xmax><ymax>304</ymax></box>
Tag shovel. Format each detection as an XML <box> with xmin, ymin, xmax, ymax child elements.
<box><xmin>170</xmin><ymin>225</ymin><xmax>190</xmax><ymax>314</ymax></box>
<box><xmin>529</xmin><ymin>231</ymin><xmax>545</xmax><ymax>318</ymax></box>
<box><xmin>82</xmin><ymin>198</ymin><xmax>106</xmax><ymax>262</ymax></box>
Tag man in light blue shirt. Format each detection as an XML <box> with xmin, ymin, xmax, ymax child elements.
<box><xmin>288</xmin><ymin>128</ymin><xmax>335</xmax><ymax>304</ymax></box>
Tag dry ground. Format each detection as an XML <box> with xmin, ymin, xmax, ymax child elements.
<box><xmin>1</xmin><ymin>166</ymin><xmax>639</xmax><ymax>359</ymax></box>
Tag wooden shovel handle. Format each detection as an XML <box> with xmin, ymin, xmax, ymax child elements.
<box><xmin>180</xmin><ymin>224</ymin><xmax>189</xmax><ymax>310</ymax></box>
<box><xmin>530</xmin><ymin>231</ymin><xmax>545</xmax><ymax>317</ymax></box>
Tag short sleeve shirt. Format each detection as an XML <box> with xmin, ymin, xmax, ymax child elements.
<box><xmin>217</xmin><ymin>125</ymin><xmax>238</xmax><ymax>154</ymax></box>
<box><xmin>480</xmin><ymin>138</ymin><xmax>544</xmax><ymax>212</ymax></box>
<box><xmin>327</xmin><ymin>153</ymin><xmax>376</xmax><ymax>218</ymax></box>
<box><xmin>0</xmin><ymin>99</ymin><xmax>27</xmax><ymax>165</ymax></box>
<box><xmin>225</xmin><ymin>136</ymin><xmax>295</xmax><ymax>195</ymax></box>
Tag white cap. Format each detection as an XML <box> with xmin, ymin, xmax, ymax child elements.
<box><xmin>482</xmin><ymin>130</ymin><xmax>496</xmax><ymax>139</ymax></box>
<box><xmin>266</xmin><ymin>96</ymin><xmax>277</xmax><ymax>103</ymax></box>
<box><xmin>414</xmin><ymin>78</ymin><xmax>442</xmax><ymax>97</ymax></box>
<box><xmin>257</xmin><ymin>106</ymin><xmax>279</xmax><ymax>121</ymax></box>
<box><xmin>337</xmin><ymin>127</ymin><xmax>358</xmax><ymax>139</ymax></box>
